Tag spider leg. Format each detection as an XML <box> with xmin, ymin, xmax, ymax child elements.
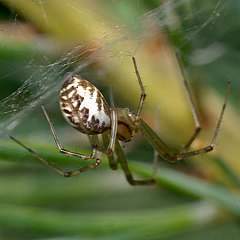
<box><xmin>9</xmin><ymin>106</ymin><xmax>106</xmax><ymax>178</ymax></box>
<box><xmin>170</xmin><ymin>80</ymin><xmax>231</xmax><ymax>161</ymax></box>
<box><xmin>102</xmin><ymin>132</ymin><xmax>118</xmax><ymax>170</ymax></box>
<box><xmin>9</xmin><ymin>135</ymin><xmax>101</xmax><ymax>177</ymax></box>
<box><xmin>175</xmin><ymin>52</ymin><xmax>201</xmax><ymax>149</ymax></box>
<box><xmin>132</xmin><ymin>54</ymin><xmax>200</xmax><ymax>148</ymax></box>
<box><xmin>42</xmin><ymin>106</ymin><xmax>97</xmax><ymax>159</ymax></box>
<box><xmin>139</xmin><ymin>80</ymin><xmax>231</xmax><ymax>162</ymax></box>
<box><xmin>101</xmin><ymin>118</ymin><xmax>155</xmax><ymax>184</ymax></box>
<box><xmin>101</xmin><ymin>85</ymin><xmax>119</xmax><ymax>170</ymax></box>
<box><xmin>139</xmin><ymin>118</ymin><xmax>173</xmax><ymax>158</ymax></box>
<box><xmin>114</xmin><ymin>139</ymin><xmax>155</xmax><ymax>185</ymax></box>
<box><xmin>152</xmin><ymin>105</ymin><xmax>160</xmax><ymax>179</ymax></box>
<box><xmin>132</xmin><ymin>56</ymin><xmax>146</xmax><ymax>121</ymax></box>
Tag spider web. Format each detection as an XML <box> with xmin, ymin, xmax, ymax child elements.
<box><xmin>0</xmin><ymin>0</ymin><xmax>236</xmax><ymax>140</ymax></box>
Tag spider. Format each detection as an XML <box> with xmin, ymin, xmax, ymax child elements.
<box><xmin>10</xmin><ymin>55</ymin><xmax>231</xmax><ymax>185</ymax></box>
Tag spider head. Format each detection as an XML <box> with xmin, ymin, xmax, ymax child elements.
<box><xmin>115</xmin><ymin>108</ymin><xmax>136</xmax><ymax>142</ymax></box>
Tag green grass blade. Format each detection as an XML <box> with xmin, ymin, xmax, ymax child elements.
<box><xmin>0</xmin><ymin>201</ymin><xmax>224</xmax><ymax>239</ymax></box>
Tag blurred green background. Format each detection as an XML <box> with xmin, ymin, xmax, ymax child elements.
<box><xmin>0</xmin><ymin>0</ymin><xmax>240</xmax><ymax>239</ymax></box>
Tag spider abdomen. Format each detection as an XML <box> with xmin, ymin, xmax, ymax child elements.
<box><xmin>59</xmin><ymin>75</ymin><xmax>111</xmax><ymax>134</ymax></box>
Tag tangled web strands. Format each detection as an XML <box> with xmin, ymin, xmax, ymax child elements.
<box><xmin>0</xmin><ymin>0</ymin><xmax>226</xmax><ymax>137</ymax></box>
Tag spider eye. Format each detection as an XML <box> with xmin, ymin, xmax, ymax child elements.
<box><xmin>117</xmin><ymin>122</ymin><xmax>132</xmax><ymax>142</ymax></box>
